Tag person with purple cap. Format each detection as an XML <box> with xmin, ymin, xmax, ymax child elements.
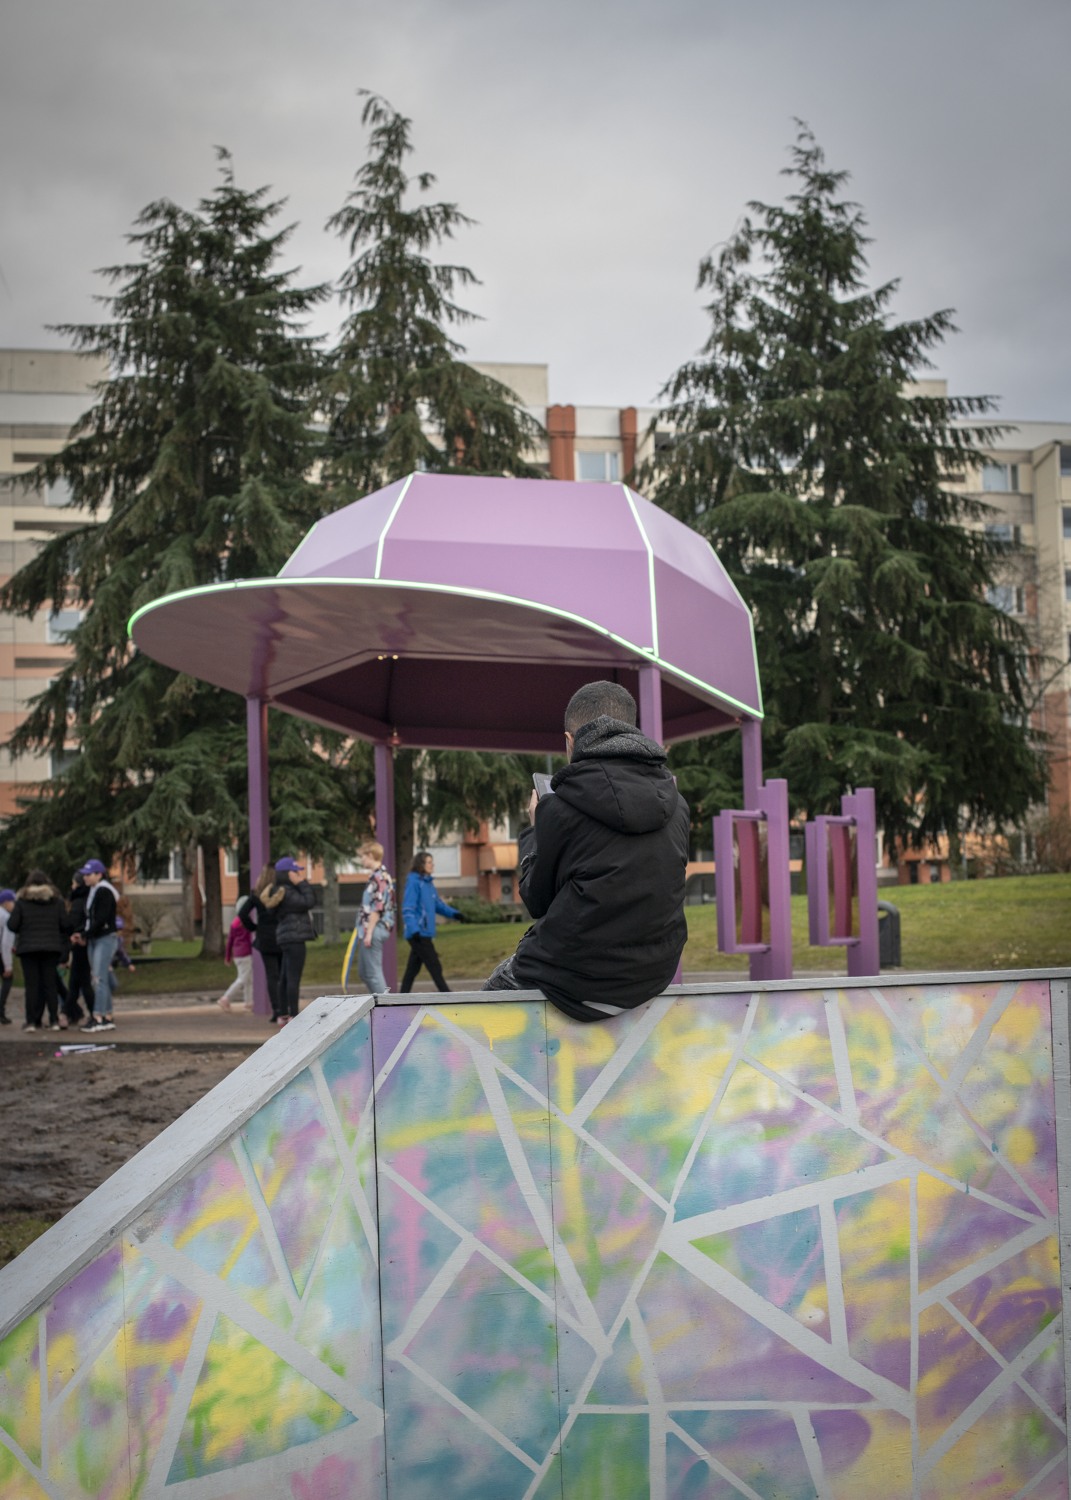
<box><xmin>80</xmin><ymin>858</ymin><xmax>120</xmax><ymax>1031</ymax></box>
<box><xmin>0</xmin><ymin>889</ymin><xmax>16</xmax><ymax>1025</ymax></box>
<box><xmin>268</xmin><ymin>856</ymin><xmax>316</xmax><ymax>1026</ymax></box>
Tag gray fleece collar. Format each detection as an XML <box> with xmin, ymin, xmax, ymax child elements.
<box><xmin>568</xmin><ymin>715</ymin><xmax>667</xmax><ymax>765</ymax></box>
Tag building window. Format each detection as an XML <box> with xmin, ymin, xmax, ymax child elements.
<box><xmin>44</xmin><ymin>478</ymin><xmax>73</xmax><ymax>508</ymax></box>
<box><xmin>982</xmin><ymin>463</ymin><xmax>1019</xmax><ymax>492</ymax></box>
<box><xmin>500</xmin><ymin>875</ymin><xmax>514</xmax><ymax>903</ymax></box>
<box><xmin>49</xmin><ymin>749</ymin><xmax>79</xmax><ymax>778</ymax></box>
<box><xmin>576</xmin><ymin>450</ymin><xmax>621</xmax><ymax>483</ymax></box>
<box><xmin>985</xmin><ymin>522</ymin><xmax>1021</xmax><ymax>545</ymax></box>
<box><xmin>1063</xmin><ymin>506</ymin><xmax>1071</xmax><ymax>540</ymax></box>
<box><xmin>1060</xmin><ymin>445</ymin><xmax>1071</xmax><ymax>477</ymax></box>
<box><xmin>167</xmin><ymin>849</ymin><xmax>185</xmax><ymax>882</ymax></box>
<box><xmin>425</xmin><ymin>844</ymin><xmax>461</xmax><ymax>877</ymax></box>
<box><xmin>987</xmin><ymin>584</ymin><xmax>1025</xmax><ymax>615</ymax></box>
<box><xmin>46</xmin><ymin>608</ymin><xmax>83</xmax><ymax>642</ymax></box>
<box><xmin>1065</xmin><ymin>570</ymin><xmax>1071</xmax><ymax>605</ymax></box>
<box><xmin>224</xmin><ymin>847</ymin><xmax>240</xmax><ymax>878</ymax></box>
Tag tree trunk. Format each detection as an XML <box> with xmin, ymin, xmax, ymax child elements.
<box><xmin>322</xmin><ymin>854</ymin><xmax>341</xmax><ymax>944</ymax></box>
<box><xmin>200</xmin><ymin>839</ymin><xmax>225</xmax><ymax>958</ymax></box>
<box><xmin>179</xmin><ymin>841</ymin><xmax>197</xmax><ymax>942</ymax></box>
<box><xmin>946</xmin><ymin>822</ymin><xmax>967</xmax><ymax>882</ymax></box>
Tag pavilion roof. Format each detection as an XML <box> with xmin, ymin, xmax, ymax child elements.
<box><xmin>129</xmin><ymin>473</ymin><xmax>761</xmax><ymax>751</ymax></box>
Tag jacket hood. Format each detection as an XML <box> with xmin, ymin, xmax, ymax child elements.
<box><xmin>20</xmin><ymin>883</ymin><xmax>58</xmax><ymax>902</ymax></box>
<box><xmin>552</xmin><ymin>715</ymin><xmax>678</xmax><ymax>835</ymax></box>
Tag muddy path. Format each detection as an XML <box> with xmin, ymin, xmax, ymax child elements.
<box><xmin>0</xmin><ymin>1044</ymin><xmax>251</xmax><ymax>1229</ymax></box>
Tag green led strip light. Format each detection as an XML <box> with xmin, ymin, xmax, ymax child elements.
<box><xmin>129</xmin><ymin>574</ymin><xmax>763</xmax><ymax>720</ymax></box>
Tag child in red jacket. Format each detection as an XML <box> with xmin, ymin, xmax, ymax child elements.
<box><xmin>218</xmin><ymin>907</ymin><xmax>254</xmax><ymax>1010</ymax></box>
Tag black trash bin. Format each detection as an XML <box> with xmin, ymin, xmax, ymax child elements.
<box><xmin>877</xmin><ymin>900</ymin><xmax>901</xmax><ymax>968</ymax></box>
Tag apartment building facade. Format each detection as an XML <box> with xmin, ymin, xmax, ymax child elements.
<box><xmin>0</xmin><ymin>349</ymin><xmax>108</xmax><ymax>816</ymax></box>
<box><xmin>961</xmin><ymin>418</ymin><xmax>1071</xmax><ymax>822</ymax></box>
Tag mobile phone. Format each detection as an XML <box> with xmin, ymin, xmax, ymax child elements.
<box><xmin>532</xmin><ymin>773</ymin><xmax>554</xmax><ymax>799</ymax></box>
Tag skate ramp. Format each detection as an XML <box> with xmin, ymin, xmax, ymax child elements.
<box><xmin>0</xmin><ymin>975</ymin><xmax>1068</xmax><ymax>1498</ymax></box>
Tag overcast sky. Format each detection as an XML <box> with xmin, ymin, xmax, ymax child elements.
<box><xmin>3</xmin><ymin>0</ymin><xmax>1069</xmax><ymax>417</ymax></box>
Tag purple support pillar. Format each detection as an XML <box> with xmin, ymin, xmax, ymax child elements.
<box><xmin>749</xmin><ymin>777</ymin><xmax>792</xmax><ymax>982</ymax></box>
<box><xmin>246</xmin><ymin>697</ymin><xmax>270</xmax><ymax>1016</ymax></box>
<box><xmin>843</xmin><ymin>787</ymin><xmax>879</xmax><ymax>977</ymax></box>
<box><xmin>637</xmin><ymin>664</ymin><xmax>664</xmax><ymax>744</ymax></box>
<box><xmin>638</xmin><ymin>665</ymin><xmax>682</xmax><ymax>984</ymax></box>
<box><xmin>740</xmin><ymin>718</ymin><xmax>763</xmax><ymax>807</ymax></box>
<box><xmin>374</xmin><ymin>741</ymin><xmax>397</xmax><ymax>991</ymax></box>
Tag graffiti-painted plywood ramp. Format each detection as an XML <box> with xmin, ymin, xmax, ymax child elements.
<box><xmin>0</xmin><ymin>978</ymin><xmax>1068</xmax><ymax>1498</ymax></box>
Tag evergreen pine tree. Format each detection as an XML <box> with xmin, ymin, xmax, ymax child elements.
<box><xmin>324</xmin><ymin>94</ymin><xmax>546</xmax><ymax>871</ymax></box>
<box><xmin>0</xmin><ymin>157</ymin><xmax>365</xmax><ymax>953</ymax></box>
<box><xmin>323</xmin><ymin>92</ymin><xmax>544</xmax><ymax>489</ymax></box>
<box><xmin>643</xmin><ymin>126</ymin><xmax>1046</xmax><ymax>855</ymax></box>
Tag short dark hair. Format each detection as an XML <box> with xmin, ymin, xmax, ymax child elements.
<box><xmin>564</xmin><ymin>680</ymin><xmax>637</xmax><ymax>734</ymax></box>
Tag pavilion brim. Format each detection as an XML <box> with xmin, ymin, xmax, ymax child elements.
<box><xmin>128</xmin><ymin>575</ymin><xmax>762</xmax><ymax>753</ymax></box>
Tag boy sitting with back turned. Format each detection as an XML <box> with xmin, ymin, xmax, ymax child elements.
<box><xmin>484</xmin><ymin>680</ymin><xmax>689</xmax><ymax>1021</ymax></box>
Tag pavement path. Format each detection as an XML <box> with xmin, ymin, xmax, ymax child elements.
<box><xmin>0</xmin><ymin>982</ymin><xmax>432</xmax><ymax>1049</ymax></box>
<box><xmin>0</xmin><ymin>973</ymin><xmax>765</xmax><ymax>1047</ymax></box>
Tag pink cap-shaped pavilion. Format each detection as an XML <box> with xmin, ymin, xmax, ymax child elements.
<box><xmin>130</xmin><ymin>473</ymin><xmax>761</xmax><ymax>751</ymax></box>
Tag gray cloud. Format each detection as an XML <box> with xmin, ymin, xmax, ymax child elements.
<box><xmin>2</xmin><ymin>0</ymin><xmax>1068</xmax><ymax>417</ymax></box>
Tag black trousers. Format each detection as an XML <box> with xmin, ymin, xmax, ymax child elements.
<box><xmin>259</xmin><ymin>950</ymin><xmax>283</xmax><ymax>1018</ymax></box>
<box><xmin>400</xmin><ymin>935</ymin><xmax>450</xmax><ymax>993</ymax></box>
<box><xmin>21</xmin><ymin>952</ymin><xmax>61</xmax><ymax>1027</ymax></box>
<box><xmin>279</xmin><ymin>944</ymin><xmax>306</xmax><ymax>1017</ymax></box>
<box><xmin>66</xmin><ymin>944</ymin><xmax>95</xmax><ymax>1019</ymax></box>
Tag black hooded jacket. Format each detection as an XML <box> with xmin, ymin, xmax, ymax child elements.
<box><xmin>510</xmin><ymin>715</ymin><xmax>689</xmax><ymax>1021</ymax></box>
<box><xmin>8</xmin><ymin>883</ymin><xmax>73</xmax><ymax>956</ymax></box>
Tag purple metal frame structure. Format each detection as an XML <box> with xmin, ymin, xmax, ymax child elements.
<box><xmin>713</xmin><ymin>719</ymin><xmax>794</xmax><ymax>981</ymax></box>
<box><xmin>130</xmin><ymin>473</ymin><xmax>880</xmax><ymax>996</ymax></box>
<box><xmin>805</xmin><ymin>787</ymin><xmax>881</xmax><ymax>977</ymax></box>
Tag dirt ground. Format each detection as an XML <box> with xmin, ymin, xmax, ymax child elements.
<box><xmin>0</xmin><ymin>1043</ymin><xmax>252</xmax><ymax>1258</ymax></box>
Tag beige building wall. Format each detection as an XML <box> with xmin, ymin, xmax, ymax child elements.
<box><xmin>936</xmin><ymin>401</ymin><xmax>1071</xmax><ymax>825</ymax></box>
<box><xmin>0</xmin><ymin>350</ymin><xmax>108</xmax><ymax>817</ymax></box>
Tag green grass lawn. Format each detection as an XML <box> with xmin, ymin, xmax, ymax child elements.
<box><xmin>681</xmin><ymin>871</ymin><xmax>1071</xmax><ymax>974</ymax></box>
<box><xmin>124</xmin><ymin>873</ymin><xmax>1070</xmax><ymax>995</ymax></box>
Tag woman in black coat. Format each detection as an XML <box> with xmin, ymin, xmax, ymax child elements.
<box><xmin>8</xmin><ymin>870</ymin><xmax>73</xmax><ymax>1031</ymax></box>
<box><xmin>266</xmin><ymin>857</ymin><xmax>316</xmax><ymax>1026</ymax></box>
<box><xmin>239</xmin><ymin>863</ymin><xmax>284</xmax><ymax>1024</ymax></box>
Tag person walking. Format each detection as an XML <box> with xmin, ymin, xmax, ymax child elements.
<box><xmin>79</xmin><ymin>858</ymin><xmax>120</xmax><ymax>1031</ymax></box>
<box><xmin>240</xmin><ymin>865</ymin><xmax>285</xmax><ymax>1023</ymax></box>
<box><xmin>7</xmin><ymin>870</ymin><xmax>72</xmax><ymax>1031</ymax></box>
<box><xmin>271</xmin><ymin>857</ymin><xmax>316</xmax><ymax>1026</ymax></box>
<box><xmin>218</xmin><ymin>903</ymin><xmax>254</xmax><ymax>1010</ymax></box>
<box><xmin>399</xmin><ymin>851</ymin><xmax>462</xmax><ymax>994</ymax></box>
<box><xmin>0</xmin><ymin>889</ymin><xmax>16</xmax><ymax>1025</ymax></box>
<box><xmin>355</xmin><ymin>842</ymin><xmax>396</xmax><ymax>995</ymax></box>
